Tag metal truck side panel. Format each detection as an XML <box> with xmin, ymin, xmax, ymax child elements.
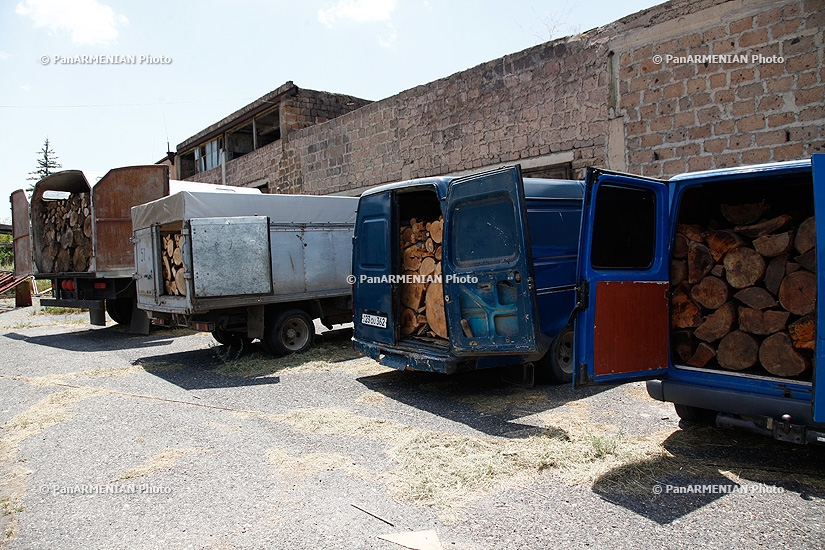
<box><xmin>10</xmin><ymin>190</ymin><xmax>32</xmax><ymax>277</ymax></box>
<box><xmin>92</xmin><ymin>165</ymin><xmax>169</xmax><ymax>276</ymax></box>
<box><xmin>190</xmin><ymin>216</ymin><xmax>272</xmax><ymax>297</ymax></box>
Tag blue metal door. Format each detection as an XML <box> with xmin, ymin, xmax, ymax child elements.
<box><xmin>443</xmin><ymin>166</ymin><xmax>541</xmax><ymax>355</ymax></box>
<box><xmin>353</xmin><ymin>192</ymin><xmax>395</xmax><ymax>345</ymax></box>
<box><xmin>573</xmin><ymin>168</ymin><xmax>671</xmax><ymax>386</ymax></box>
<box><xmin>812</xmin><ymin>154</ymin><xmax>824</xmax><ymax>423</ymax></box>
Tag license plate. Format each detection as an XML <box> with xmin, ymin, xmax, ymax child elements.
<box><xmin>361</xmin><ymin>313</ymin><xmax>387</xmax><ymax>328</ymax></box>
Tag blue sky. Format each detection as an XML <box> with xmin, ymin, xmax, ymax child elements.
<box><xmin>0</xmin><ymin>0</ymin><xmax>662</xmax><ymax>221</ymax></box>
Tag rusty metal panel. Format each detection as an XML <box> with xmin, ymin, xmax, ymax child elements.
<box><xmin>10</xmin><ymin>190</ymin><xmax>32</xmax><ymax>277</ymax></box>
<box><xmin>593</xmin><ymin>280</ymin><xmax>669</xmax><ymax>376</ymax></box>
<box><xmin>92</xmin><ymin>165</ymin><xmax>169</xmax><ymax>275</ymax></box>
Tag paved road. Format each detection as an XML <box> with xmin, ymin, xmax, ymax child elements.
<box><xmin>0</xmin><ymin>306</ymin><xmax>823</xmax><ymax>549</ymax></box>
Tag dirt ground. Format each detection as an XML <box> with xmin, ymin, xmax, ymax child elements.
<box><xmin>0</xmin><ymin>300</ymin><xmax>823</xmax><ymax>549</ymax></box>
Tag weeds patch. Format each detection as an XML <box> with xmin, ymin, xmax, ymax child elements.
<box><xmin>117</xmin><ymin>448</ymin><xmax>209</xmax><ymax>481</ymax></box>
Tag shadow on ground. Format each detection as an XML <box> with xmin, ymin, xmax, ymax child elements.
<box><xmin>357</xmin><ymin>367</ymin><xmax>613</xmax><ymax>439</ymax></box>
<box><xmin>592</xmin><ymin>421</ymin><xmax>825</xmax><ymax>524</ymax></box>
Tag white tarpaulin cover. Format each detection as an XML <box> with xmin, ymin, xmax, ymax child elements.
<box><xmin>131</xmin><ymin>191</ymin><xmax>357</xmax><ymax>230</ymax></box>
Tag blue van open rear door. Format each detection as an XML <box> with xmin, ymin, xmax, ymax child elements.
<box><xmin>443</xmin><ymin>166</ymin><xmax>541</xmax><ymax>356</ymax></box>
<box><xmin>574</xmin><ymin>169</ymin><xmax>671</xmax><ymax>386</ymax></box>
<box><xmin>812</xmin><ymin>154</ymin><xmax>825</xmax><ymax>423</ymax></box>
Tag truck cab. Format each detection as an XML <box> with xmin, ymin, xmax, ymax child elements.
<box><xmin>573</xmin><ymin>155</ymin><xmax>824</xmax><ymax>444</ymax></box>
<box><xmin>352</xmin><ymin>166</ymin><xmax>583</xmax><ymax>382</ymax></box>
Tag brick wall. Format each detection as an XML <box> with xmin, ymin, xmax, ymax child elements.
<box><xmin>183</xmin><ymin>0</ymin><xmax>824</xmax><ymax>193</ymax></box>
<box><xmin>618</xmin><ymin>0</ymin><xmax>825</xmax><ymax>177</ymax></box>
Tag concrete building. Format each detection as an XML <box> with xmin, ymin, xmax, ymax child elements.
<box><xmin>177</xmin><ymin>0</ymin><xmax>824</xmax><ymax>194</ymax></box>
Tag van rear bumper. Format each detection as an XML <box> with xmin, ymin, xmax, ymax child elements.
<box><xmin>647</xmin><ymin>379</ymin><xmax>821</xmax><ymax>427</ymax></box>
<box><xmin>353</xmin><ymin>338</ymin><xmax>466</xmax><ymax>374</ymax></box>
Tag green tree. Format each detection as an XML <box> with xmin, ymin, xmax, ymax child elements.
<box><xmin>26</xmin><ymin>138</ymin><xmax>62</xmax><ymax>190</ymax></box>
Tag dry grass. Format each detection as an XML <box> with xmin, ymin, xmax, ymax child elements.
<box><xmin>270</xmin><ymin>405</ymin><xmax>665</xmax><ymax>515</ymax></box>
<box><xmin>212</xmin><ymin>341</ymin><xmax>387</xmax><ymax>378</ymax></box>
<box><xmin>117</xmin><ymin>448</ymin><xmax>209</xmax><ymax>481</ymax></box>
<box><xmin>23</xmin><ymin>363</ymin><xmax>186</xmax><ymax>387</ymax></box>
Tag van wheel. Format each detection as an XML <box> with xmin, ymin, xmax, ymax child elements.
<box><xmin>547</xmin><ymin>326</ymin><xmax>574</xmax><ymax>383</ymax></box>
<box><xmin>212</xmin><ymin>327</ymin><xmax>253</xmax><ymax>350</ymax></box>
<box><xmin>263</xmin><ymin>309</ymin><xmax>315</xmax><ymax>356</ymax></box>
<box><xmin>674</xmin><ymin>403</ymin><xmax>717</xmax><ymax>424</ymax></box>
<box><xmin>106</xmin><ymin>298</ymin><xmax>134</xmax><ymax>325</ymax></box>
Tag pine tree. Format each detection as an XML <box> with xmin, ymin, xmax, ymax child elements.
<box><xmin>26</xmin><ymin>138</ymin><xmax>62</xmax><ymax>190</ymax></box>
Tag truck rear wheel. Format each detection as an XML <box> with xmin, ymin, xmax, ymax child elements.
<box><xmin>263</xmin><ymin>309</ymin><xmax>315</xmax><ymax>356</ymax></box>
<box><xmin>540</xmin><ymin>326</ymin><xmax>574</xmax><ymax>384</ymax></box>
<box><xmin>105</xmin><ymin>298</ymin><xmax>134</xmax><ymax>325</ymax></box>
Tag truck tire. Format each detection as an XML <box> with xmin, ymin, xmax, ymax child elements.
<box><xmin>263</xmin><ymin>309</ymin><xmax>315</xmax><ymax>356</ymax></box>
<box><xmin>211</xmin><ymin>327</ymin><xmax>253</xmax><ymax>351</ymax></box>
<box><xmin>105</xmin><ymin>297</ymin><xmax>134</xmax><ymax>325</ymax></box>
<box><xmin>546</xmin><ymin>326</ymin><xmax>574</xmax><ymax>384</ymax></box>
<box><xmin>674</xmin><ymin>403</ymin><xmax>717</xmax><ymax>424</ymax></box>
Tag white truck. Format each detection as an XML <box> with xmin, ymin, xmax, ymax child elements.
<box><xmin>131</xmin><ymin>190</ymin><xmax>357</xmax><ymax>354</ymax></box>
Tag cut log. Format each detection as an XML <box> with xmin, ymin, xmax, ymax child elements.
<box><xmin>419</xmin><ymin>256</ymin><xmax>436</xmax><ymax>277</ymax></box>
<box><xmin>434</xmin><ymin>246</ymin><xmax>442</xmax><ymax>261</ymax></box>
<box><xmin>670</xmin><ymin>260</ymin><xmax>687</xmax><ymax>286</ymax></box>
<box><xmin>673</xmin><ymin>233</ymin><xmax>689</xmax><ymax>259</ymax></box>
<box><xmin>795</xmin><ymin>249</ymin><xmax>816</xmax><ymax>273</ymax></box>
<box><xmin>425</xmin><ymin>238</ymin><xmax>435</xmax><ymax>254</ymax></box>
<box><xmin>759</xmin><ymin>332</ymin><xmax>810</xmax><ymax>377</ymax></box>
<box><xmin>723</xmin><ymin>247</ymin><xmax>765</xmax><ymax>289</ymax></box>
<box><xmin>83</xmin><ymin>216</ymin><xmax>93</xmax><ymax>238</ymax></box>
<box><xmin>72</xmin><ymin>247</ymin><xmax>88</xmax><ymax>272</ymax></box>
<box><xmin>710</xmin><ymin>264</ymin><xmax>725</xmax><ymax>278</ymax></box>
<box><xmin>402</xmin><ymin>246</ymin><xmax>423</xmax><ymax>271</ymax></box>
<box><xmin>425</xmin><ymin>282</ymin><xmax>447</xmax><ymax>338</ymax></box>
<box><xmin>778</xmin><ymin>271</ymin><xmax>816</xmax><ymax>315</ymax></box>
<box><xmin>688</xmin><ymin>242</ymin><xmax>715</xmax><ymax>283</ymax></box>
<box><xmin>690</xmin><ymin>276</ymin><xmax>729</xmax><ymax>309</ymax></box>
<box><xmin>165</xmin><ymin>235</ymin><xmax>174</xmax><ymax>257</ymax></box>
<box><xmin>175</xmin><ymin>268</ymin><xmax>187</xmax><ymax>297</ymax></box>
<box><xmin>401</xmin><ymin>227</ymin><xmax>413</xmax><ymax>245</ymax></box>
<box><xmin>173</xmin><ymin>247</ymin><xmax>183</xmax><ymax>267</ymax></box>
<box><xmin>794</xmin><ymin>216</ymin><xmax>816</xmax><ymax>255</ymax></box>
<box><xmin>694</xmin><ymin>302</ymin><xmax>736</xmax><ymax>342</ymax></box>
<box><xmin>786</xmin><ymin>261</ymin><xmax>801</xmax><ymax>274</ymax></box>
<box><xmin>686</xmin><ymin>342</ymin><xmax>717</xmax><ymax>368</ymax></box>
<box><xmin>764</xmin><ymin>254</ymin><xmax>788</xmax><ymax>295</ymax></box>
<box><xmin>59</xmin><ymin>228</ymin><xmax>74</xmax><ymax>250</ymax></box>
<box><xmin>671</xmin><ymin>330</ymin><xmax>696</xmax><ymax>363</ymax></box>
<box><xmin>738</xmin><ymin>308</ymin><xmax>789</xmax><ymax>336</ymax></box>
<box><xmin>735</xmin><ymin>214</ymin><xmax>793</xmax><ymax>238</ymax></box>
<box><xmin>788</xmin><ymin>314</ymin><xmax>815</xmax><ymax>350</ymax></box>
<box><xmin>55</xmin><ymin>248</ymin><xmax>71</xmax><ymax>273</ymax></box>
<box><xmin>162</xmin><ymin>255</ymin><xmax>171</xmax><ymax>281</ymax></box>
<box><xmin>716</xmin><ymin>331</ymin><xmax>759</xmax><ymax>371</ymax></box>
<box><xmin>671</xmin><ymin>288</ymin><xmax>703</xmax><ymax>329</ymax></box>
<box><xmin>401</xmin><ymin>281</ymin><xmax>426</xmax><ymax>310</ymax></box>
<box><xmin>733</xmin><ymin>287</ymin><xmax>777</xmax><ymax>309</ymax></box>
<box><xmin>677</xmin><ymin>224</ymin><xmax>705</xmax><ymax>243</ymax></box>
<box><xmin>400</xmin><ymin>308</ymin><xmax>419</xmax><ymax>335</ymax></box>
<box><xmin>704</xmin><ymin>230</ymin><xmax>745</xmax><ymax>262</ymax></box>
<box><xmin>429</xmin><ymin>219</ymin><xmax>443</xmax><ymax>244</ymax></box>
<box><xmin>753</xmin><ymin>231</ymin><xmax>794</xmax><ymax>257</ymax></box>
<box><xmin>721</xmin><ymin>202</ymin><xmax>769</xmax><ymax>225</ymax></box>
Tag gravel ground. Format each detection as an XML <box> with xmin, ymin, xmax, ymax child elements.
<box><xmin>0</xmin><ymin>300</ymin><xmax>823</xmax><ymax>549</ymax></box>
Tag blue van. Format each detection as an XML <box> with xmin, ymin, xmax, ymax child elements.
<box><xmin>575</xmin><ymin>155</ymin><xmax>823</xmax><ymax>443</ymax></box>
<box><xmin>352</xmin><ymin>166</ymin><xmax>584</xmax><ymax>383</ymax></box>
<box><xmin>352</xmin><ymin>155</ymin><xmax>824</xmax><ymax>444</ymax></box>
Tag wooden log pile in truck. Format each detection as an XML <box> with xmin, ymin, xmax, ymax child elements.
<box><xmin>10</xmin><ymin>166</ymin><xmax>259</xmax><ymax>332</ymax></box>
<box><xmin>130</xmin><ymin>190</ymin><xmax>357</xmax><ymax>354</ymax></box>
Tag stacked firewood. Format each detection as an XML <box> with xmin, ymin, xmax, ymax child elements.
<box><xmin>38</xmin><ymin>193</ymin><xmax>93</xmax><ymax>273</ymax></box>
<box><xmin>161</xmin><ymin>233</ymin><xmax>187</xmax><ymax>296</ymax></box>
<box><xmin>671</xmin><ymin>203</ymin><xmax>815</xmax><ymax>378</ymax></box>
<box><xmin>399</xmin><ymin>216</ymin><xmax>447</xmax><ymax>339</ymax></box>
